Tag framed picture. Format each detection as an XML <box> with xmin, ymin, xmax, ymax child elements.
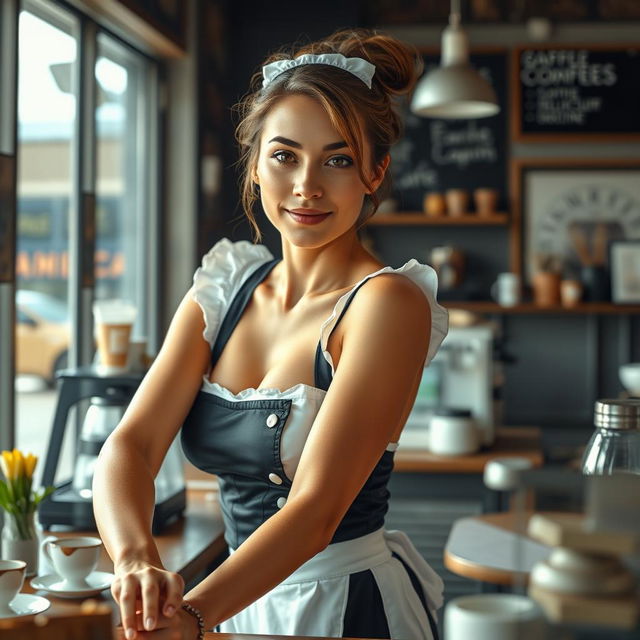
<box><xmin>610</xmin><ymin>241</ymin><xmax>640</xmax><ymax>303</ymax></box>
<box><xmin>511</xmin><ymin>159</ymin><xmax>640</xmax><ymax>284</ymax></box>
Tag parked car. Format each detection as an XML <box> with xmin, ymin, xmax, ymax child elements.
<box><xmin>16</xmin><ymin>290</ymin><xmax>69</xmax><ymax>385</ymax></box>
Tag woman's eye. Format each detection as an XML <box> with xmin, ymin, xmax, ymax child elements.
<box><xmin>327</xmin><ymin>155</ymin><xmax>353</xmax><ymax>168</ymax></box>
<box><xmin>272</xmin><ymin>150</ymin><xmax>295</xmax><ymax>164</ymax></box>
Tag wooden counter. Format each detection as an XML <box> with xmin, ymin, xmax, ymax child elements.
<box><xmin>394</xmin><ymin>426</ymin><xmax>544</xmax><ymax>473</ymax></box>
<box><xmin>24</xmin><ymin>488</ymin><xmax>226</xmax><ymax>616</ymax></box>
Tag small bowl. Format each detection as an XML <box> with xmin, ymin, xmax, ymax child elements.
<box><xmin>619</xmin><ymin>363</ymin><xmax>640</xmax><ymax>396</ymax></box>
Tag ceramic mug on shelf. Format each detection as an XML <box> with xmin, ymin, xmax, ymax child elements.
<box><xmin>490</xmin><ymin>272</ymin><xmax>520</xmax><ymax>307</ymax></box>
<box><xmin>423</xmin><ymin>192</ymin><xmax>446</xmax><ymax>217</ymax></box>
<box><xmin>560</xmin><ymin>279</ymin><xmax>582</xmax><ymax>308</ymax></box>
<box><xmin>532</xmin><ymin>272</ymin><xmax>561</xmax><ymax>307</ymax></box>
<box><xmin>473</xmin><ymin>188</ymin><xmax>499</xmax><ymax>216</ymax></box>
<box><xmin>445</xmin><ymin>189</ymin><xmax>470</xmax><ymax>216</ymax></box>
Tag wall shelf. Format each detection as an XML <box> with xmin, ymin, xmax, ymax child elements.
<box><xmin>442</xmin><ymin>301</ymin><xmax>640</xmax><ymax>314</ymax></box>
<box><xmin>367</xmin><ymin>213</ymin><xmax>509</xmax><ymax>226</ymax></box>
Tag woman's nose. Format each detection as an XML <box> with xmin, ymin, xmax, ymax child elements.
<box><xmin>293</xmin><ymin>166</ymin><xmax>323</xmax><ymax>200</ymax></box>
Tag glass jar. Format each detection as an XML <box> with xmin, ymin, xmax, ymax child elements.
<box><xmin>581</xmin><ymin>399</ymin><xmax>640</xmax><ymax>475</ymax></box>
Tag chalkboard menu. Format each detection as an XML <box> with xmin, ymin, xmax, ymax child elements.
<box><xmin>390</xmin><ymin>49</ymin><xmax>508</xmax><ymax>212</ymax></box>
<box><xmin>513</xmin><ymin>45</ymin><xmax>640</xmax><ymax>140</ymax></box>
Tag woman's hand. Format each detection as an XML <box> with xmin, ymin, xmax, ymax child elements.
<box><xmin>112</xmin><ymin>560</ymin><xmax>185</xmax><ymax>639</ymax></box>
<box><xmin>115</xmin><ymin>607</ymin><xmax>202</xmax><ymax>640</ymax></box>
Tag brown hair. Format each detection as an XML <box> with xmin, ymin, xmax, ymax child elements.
<box><xmin>233</xmin><ymin>28</ymin><xmax>422</xmax><ymax>241</ymax></box>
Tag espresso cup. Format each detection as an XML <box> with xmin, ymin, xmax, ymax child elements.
<box><xmin>0</xmin><ymin>560</ymin><xmax>26</xmax><ymax>615</ymax></box>
<box><xmin>445</xmin><ymin>594</ymin><xmax>547</xmax><ymax>640</ymax></box>
<box><xmin>40</xmin><ymin>536</ymin><xmax>102</xmax><ymax>588</ymax></box>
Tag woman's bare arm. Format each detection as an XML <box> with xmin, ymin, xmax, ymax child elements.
<box><xmin>184</xmin><ymin>274</ymin><xmax>431</xmax><ymax>629</ymax></box>
<box><xmin>92</xmin><ymin>290</ymin><xmax>210</xmax><ymax>636</ymax></box>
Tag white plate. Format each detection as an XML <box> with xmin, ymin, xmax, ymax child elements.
<box><xmin>0</xmin><ymin>594</ymin><xmax>50</xmax><ymax>618</ymax></box>
<box><xmin>30</xmin><ymin>571</ymin><xmax>114</xmax><ymax>598</ymax></box>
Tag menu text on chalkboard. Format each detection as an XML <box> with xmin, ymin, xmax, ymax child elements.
<box><xmin>513</xmin><ymin>45</ymin><xmax>640</xmax><ymax>140</ymax></box>
<box><xmin>390</xmin><ymin>49</ymin><xmax>508</xmax><ymax>213</ymax></box>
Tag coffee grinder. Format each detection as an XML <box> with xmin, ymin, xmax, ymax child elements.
<box><xmin>39</xmin><ymin>366</ymin><xmax>186</xmax><ymax>533</ymax></box>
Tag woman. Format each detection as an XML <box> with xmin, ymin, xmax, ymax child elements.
<box><xmin>93</xmin><ymin>28</ymin><xmax>448</xmax><ymax>640</ymax></box>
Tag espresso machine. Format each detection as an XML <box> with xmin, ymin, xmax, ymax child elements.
<box><xmin>39</xmin><ymin>367</ymin><xmax>186</xmax><ymax>533</ymax></box>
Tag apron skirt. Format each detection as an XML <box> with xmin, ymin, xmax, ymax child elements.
<box><xmin>217</xmin><ymin>528</ymin><xmax>443</xmax><ymax>639</ymax></box>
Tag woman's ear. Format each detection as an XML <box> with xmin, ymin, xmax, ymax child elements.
<box><xmin>368</xmin><ymin>154</ymin><xmax>391</xmax><ymax>193</ymax></box>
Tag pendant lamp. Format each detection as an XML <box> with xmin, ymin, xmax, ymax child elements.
<box><xmin>410</xmin><ymin>0</ymin><xmax>499</xmax><ymax>119</ymax></box>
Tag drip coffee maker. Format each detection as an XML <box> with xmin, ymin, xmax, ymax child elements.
<box><xmin>39</xmin><ymin>366</ymin><xmax>186</xmax><ymax>533</ymax></box>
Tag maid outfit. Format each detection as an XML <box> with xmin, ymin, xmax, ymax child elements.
<box><xmin>181</xmin><ymin>238</ymin><xmax>449</xmax><ymax>639</ymax></box>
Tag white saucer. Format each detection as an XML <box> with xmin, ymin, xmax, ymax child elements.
<box><xmin>0</xmin><ymin>594</ymin><xmax>50</xmax><ymax>618</ymax></box>
<box><xmin>30</xmin><ymin>571</ymin><xmax>114</xmax><ymax>598</ymax></box>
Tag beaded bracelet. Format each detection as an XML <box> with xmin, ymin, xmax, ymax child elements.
<box><xmin>181</xmin><ymin>601</ymin><xmax>205</xmax><ymax>640</ymax></box>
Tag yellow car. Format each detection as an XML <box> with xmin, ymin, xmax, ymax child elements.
<box><xmin>16</xmin><ymin>290</ymin><xmax>69</xmax><ymax>385</ymax></box>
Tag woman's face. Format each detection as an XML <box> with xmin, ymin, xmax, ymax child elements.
<box><xmin>254</xmin><ymin>94</ymin><xmax>386</xmax><ymax>249</ymax></box>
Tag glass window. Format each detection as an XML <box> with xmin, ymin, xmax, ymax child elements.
<box><xmin>15</xmin><ymin>7</ymin><xmax>78</xmax><ymax>481</ymax></box>
<box><xmin>95</xmin><ymin>34</ymin><xmax>153</xmax><ymax>339</ymax></box>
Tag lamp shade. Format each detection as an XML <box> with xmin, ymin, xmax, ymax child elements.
<box><xmin>410</xmin><ymin>21</ymin><xmax>500</xmax><ymax>119</ymax></box>
<box><xmin>410</xmin><ymin>64</ymin><xmax>499</xmax><ymax>119</ymax></box>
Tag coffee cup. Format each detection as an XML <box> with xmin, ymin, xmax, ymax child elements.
<box><xmin>490</xmin><ymin>272</ymin><xmax>520</xmax><ymax>307</ymax></box>
<box><xmin>444</xmin><ymin>593</ymin><xmax>547</xmax><ymax>640</ymax></box>
<box><xmin>429</xmin><ymin>408</ymin><xmax>479</xmax><ymax>456</ymax></box>
<box><xmin>40</xmin><ymin>536</ymin><xmax>102</xmax><ymax>588</ymax></box>
<box><xmin>560</xmin><ymin>279</ymin><xmax>582</xmax><ymax>308</ymax></box>
<box><xmin>445</xmin><ymin>189</ymin><xmax>470</xmax><ymax>217</ymax></box>
<box><xmin>93</xmin><ymin>299</ymin><xmax>137</xmax><ymax>375</ymax></box>
<box><xmin>473</xmin><ymin>188</ymin><xmax>499</xmax><ymax>216</ymax></box>
<box><xmin>423</xmin><ymin>192</ymin><xmax>446</xmax><ymax>217</ymax></box>
<box><xmin>0</xmin><ymin>560</ymin><xmax>26</xmax><ymax>616</ymax></box>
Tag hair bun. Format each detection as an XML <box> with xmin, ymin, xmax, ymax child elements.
<box><xmin>322</xmin><ymin>29</ymin><xmax>422</xmax><ymax>97</ymax></box>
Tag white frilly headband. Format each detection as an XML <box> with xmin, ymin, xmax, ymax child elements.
<box><xmin>262</xmin><ymin>53</ymin><xmax>376</xmax><ymax>89</ymax></box>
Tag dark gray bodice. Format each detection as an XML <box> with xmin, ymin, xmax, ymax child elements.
<box><xmin>181</xmin><ymin>259</ymin><xmax>395</xmax><ymax>550</ymax></box>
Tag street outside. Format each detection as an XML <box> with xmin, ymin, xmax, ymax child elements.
<box><xmin>15</xmin><ymin>375</ymin><xmax>75</xmax><ymax>486</ymax></box>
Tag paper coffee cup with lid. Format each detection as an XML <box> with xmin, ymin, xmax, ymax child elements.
<box><xmin>93</xmin><ymin>299</ymin><xmax>137</xmax><ymax>375</ymax></box>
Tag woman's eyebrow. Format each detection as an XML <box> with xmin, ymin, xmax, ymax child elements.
<box><xmin>268</xmin><ymin>136</ymin><xmax>348</xmax><ymax>151</ymax></box>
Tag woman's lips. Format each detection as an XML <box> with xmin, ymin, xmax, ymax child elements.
<box><xmin>286</xmin><ymin>209</ymin><xmax>331</xmax><ymax>225</ymax></box>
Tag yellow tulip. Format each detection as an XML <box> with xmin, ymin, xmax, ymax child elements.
<box><xmin>12</xmin><ymin>449</ymin><xmax>24</xmax><ymax>479</ymax></box>
<box><xmin>1</xmin><ymin>450</ymin><xmax>14</xmax><ymax>480</ymax></box>
<box><xmin>24</xmin><ymin>454</ymin><xmax>37</xmax><ymax>479</ymax></box>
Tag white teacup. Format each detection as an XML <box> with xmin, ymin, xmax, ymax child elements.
<box><xmin>445</xmin><ymin>593</ymin><xmax>546</xmax><ymax>640</ymax></box>
<box><xmin>0</xmin><ymin>560</ymin><xmax>26</xmax><ymax>615</ymax></box>
<box><xmin>41</xmin><ymin>536</ymin><xmax>102</xmax><ymax>588</ymax></box>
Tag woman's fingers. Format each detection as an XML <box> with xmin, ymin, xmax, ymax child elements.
<box><xmin>113</xmin><ymin>567</ymin><xmax>185</xmax><ymax>638</ymax></box>
<box><xmin>115</xmin><ymin>572</ymin><xmax>143</xmax><ymax>639</ymax></box>
<box><xmin>162</xmin><ymin>572</ymin><xmax>185</xmax><ymax>618</ymax></box>
<box><xmin>140</xmin><ymin>568</ymin><xmax>161</xmax><ymax>630</ymax></box>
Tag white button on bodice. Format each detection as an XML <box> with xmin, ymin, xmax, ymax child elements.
<box><xmin>268</xmin><ymin>473</ymin><xmax>283</xmax><ymax>485</ymax></box>
<box><xmin>266</xmin><ymin>414</ymin><xmax>278</xmax><ymax>428</ymax></box>
<box><xmin>276</xmin><ymin>497</ymin><xmax>287</xmax><ymax>509</ymax></box>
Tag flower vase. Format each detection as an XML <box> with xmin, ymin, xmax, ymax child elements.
<box><xmin>1</xmin><ymin>512</ymin><xmax>39</xmax><ymax>576</ymax></box>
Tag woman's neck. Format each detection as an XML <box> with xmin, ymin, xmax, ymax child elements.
<box><xmin>273</xmin><ymin>232</ymin><xmax>380</xmax><ymax>311</ymax></box>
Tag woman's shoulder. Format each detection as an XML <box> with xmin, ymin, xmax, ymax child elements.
<box><xmin>192</xmin><ymin>238</ymin><xmax>274</xmax><ymax>346</ymax></box>
<box><xmin>342</xmin><ymin>259</ymin><xmax>449</xmax><ymax>366</ymax></box>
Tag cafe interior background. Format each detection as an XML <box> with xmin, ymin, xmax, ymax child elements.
<box><xmin>1</xmin><ymin>0</ymin><xmax>640</xmax><ymax>637</ymax></box>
